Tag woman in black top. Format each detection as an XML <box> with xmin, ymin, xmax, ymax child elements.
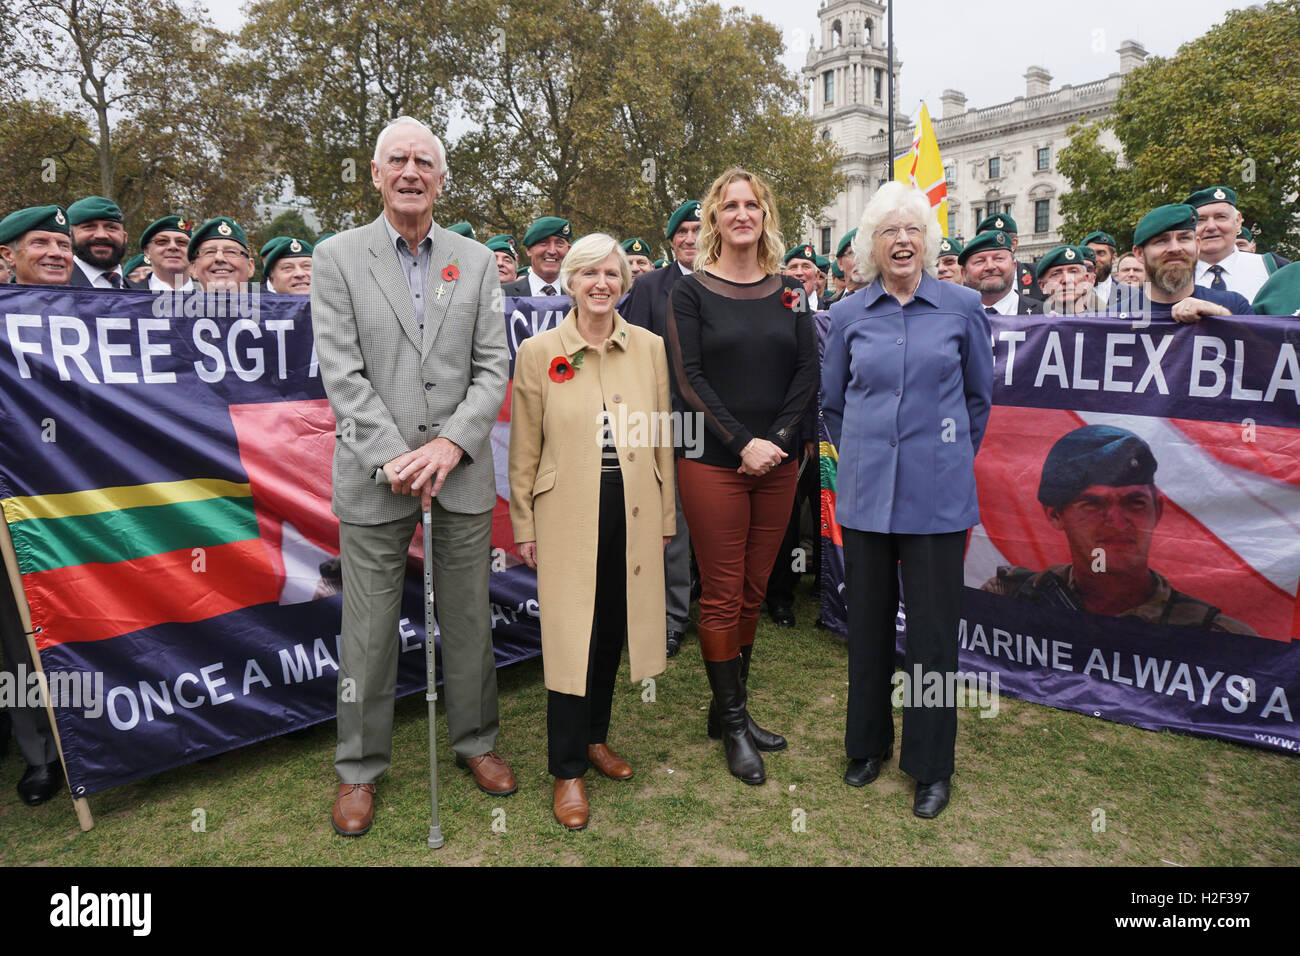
<box><xmin>665</xmin><ymin>167</ymin><xmax>817</xmax><ymax>784</ymax></box>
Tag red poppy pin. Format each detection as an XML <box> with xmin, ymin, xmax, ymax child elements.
<box><xmin>782</xmin><ymin>288</ymin><xmax>800</xmax><ymax>310</ymax></box>
<box><xmin>549</xmin><ymin>355</ymin><xmax>575</xmax><ymax>382</ymax></box>
<box><xmin>441</xmin><ymin>263</ymin><xmax>460</xmax><ymax>282</ymax></box>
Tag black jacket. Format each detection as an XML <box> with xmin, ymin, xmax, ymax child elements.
<box><xmin>622</xmin><ymin>262</ymin><xmax>686</xmax><ymax>339</ymax></box>
<box><xmin>69</xmin><ymin>263</ymin><xmax>148</xmax><ymax>290</ymax></box>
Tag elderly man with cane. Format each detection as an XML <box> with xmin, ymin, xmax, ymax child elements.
<box><xmin>313</xmin><ymin>115</ymin><xmax>512</xmax><ymax>839</ymax></box>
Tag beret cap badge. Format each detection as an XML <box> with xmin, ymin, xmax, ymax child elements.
<box><xmin>1064</xmin><ymin>248</ymin><xmax>1076</xmax><ymax>260</ymax></box>
<box><xmin>996</xmin><ymin>233</ymin><xmax>1006</xmax><ymax>245</ymax></box>
<box><xmin>218</xmin><ymin>221</ymin><xmax>232</xmax><ymax>236</ymax></box>
<box><xmin>1213</xmin><ymin>188</ymin><xmax>1226</xmax><ymax>200</ymax></box>
<box><xmin>994</xmin><ymin>217</ymin><xmax>1004</xmax><ymax>228</ymax></box>
<box><xmin>55</xmin><ymin>210</ymin><xmax>67</xmax><ymax>225</ymax></box>
<box><xmin>289</xmin><ymin>239</ymin><xmax>302</xmax><ymax>253</ymax></box>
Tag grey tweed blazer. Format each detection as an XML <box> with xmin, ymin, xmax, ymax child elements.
<box><xmin>311</xmin><ymin>214</ymin><xmax>508</xmax><ymax>524</ymax></box>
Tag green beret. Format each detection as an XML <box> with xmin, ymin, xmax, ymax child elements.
<box><xmin>522</xmin><ymin>216</ymin><xmax>572</xmax><ymax>247</ymax></box>
<box><xmin>124</xmin><ymin>253</ymin><xmax>149</xmax><ymax>274</ymax></box>
<box><xmin>187</xmin><ymin>217</ymin><xmax>249</xmax><ymax>259</ymax></box>
<box><xmin>517</xmin><ymin>265</ymin><xmax>530</xmax><ymax>277</ymax></box>
<box><xmin>1252</xmin><ymin>262</ymin><xmax>1300</xmax><ymax>316</ymax></box>
<box><xmin>260</xmin><ymin>235</ymin><xmax>313</xmax><ymax>275</ymax></box>
<box><xmin>140</xmin><ymin>215</ymin><xmax>194</xmax><ymax>250</ymax></box>
<box><xmin>957</xmin><ymin>229</ymin><xmax>1012</xmax><ymax>265</ymax></box>
<box><xmin>665</xmin><ymin>201</ymin><xmax>702</xmax><ymax>240</ymax></box>
<box><xmin>836</xmin><ymin>228</ymin><xmax>858</xmax><ymax>258</ymax></box>
<box><xmin>621</xmin><ymin>237</ymin><xmax>653</xmax><ymax>259</ymax></box>
<box><xmin>316</xmin><ymin>232</ymin><xmax>336</xmax><ymax>244</ymax></box>
<box><xmin>486</xmin><ymin>234</ymin><xmax>518</xmax><ymax>258</ymax></box>
<box><xmin>0</xmin><ymin>205</ymin><xmax>69</xmax><ymax>245</ymax></box>
<box><xmin>1078</xmin><ymin>245</ymin><xmax>1097</xmax><ymax>265</ymax></box>
<box><xmin>784</xmin><ymin>244</ymin><xmax>818</xmax><ymax>266</ymax></box>
<box><xmin>1035</xmin><ymin>245</ymin><xmax>1087</xmax><ymax>280</ymax></box>
<box><xmin>831</xmin><ymin>261</ymin><xmax>844</xmax><ymax>279</ymax></box>
<box><xmin>1081</xmin><ymin>231</ymin><xmax>1116</xmax><ymax>248</ymax></box>
<box><xmin>1133</xmin><ymin>204</ymin><xmax>1197</xmax><ymax>247</ymax></box>
<box><xmin>1238</xmin><ymin>226</ymin><xmax>1254</xmax><ymax>242</ymax></box>
<box><xmin>1038</xmin><ymin>425</ymin><xmax>1157</xmax><ymax>510</ymax></box>
<box><xmin>66</xmin><ymin>195</ymin><xmax>124</xmax><ymax>226</ymax></box>
<box><xmin>447</xmin><ymin>221</ymin><xmax>476</xmax><ymax>239</ymax></box>
<box><xmin>977</xmin><ymin>212</ymin><xmax>1017</xmax><ymax>235</ymax></box>
<box><xmin>938</xmin><ymin>236</ymin><xmax>964</xmax><ymax>258</ymax></box>
<box><xmin>814</xmin><ymin>255</ymin><xmax>830</xmax><ymax>272</ymax></box>
<box><xmin>652</xmin><ymin>258</ymin><xmax>668</xmax><ymax>269</ymax></box>
<box><xmin>1185</xmin><ymin>186</ymin><xmax>1237</xmax><ymax>208</ymax></box>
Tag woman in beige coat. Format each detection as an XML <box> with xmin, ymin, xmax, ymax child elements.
<box><xmin>509</xmin><ymin>232</ymin><xmax>676</xmax><ymax>831</ymax></box>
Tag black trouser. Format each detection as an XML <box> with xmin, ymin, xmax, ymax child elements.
<box><xmin>766</xmin><ymin>448</ymin><xmax>821</xmax><ymax>607</ymax></box>
<box><xmin>1</xmin><ymin>572</ymin><xmax>57</xmax><ymax>767</ymax></box>
<box><xmin>547</xmin><ymin>471</ymin><xmax>627</xmax><ymax>779</ymax></box>
<box><xmin>842</xmin><ymin>528</ymin><xmax>966</xmax><ymax>783</ymax></box>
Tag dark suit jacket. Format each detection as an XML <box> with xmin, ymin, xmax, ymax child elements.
<box><xmin>1015</xmin><ymin>294</ymin><xmax>1044</xmax><ymax>315</ymax></box>
<box><xmin>70</xmin><ymin>263</ymin><xmax>147</xmax><ymax>290</ymax></box>
<box><xmin>1016</xmin><ymin>261</ymin><xmax>1042</xmax><ymax>300</ymax></box>
<box><xmin>500</xmin><ymin>276</ymin><xmax>530</xmax><ymax>297</ymax></box>
<box><xmin>622</xmin><ymin>262</ymin><xmax>685</xmax><ymax>339</ymax></box>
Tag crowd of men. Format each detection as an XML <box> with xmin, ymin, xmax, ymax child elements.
<box><xmin>1</xmin><ymin>179</ymin><xmax>1298</xmax><ymax>807</ymax></box>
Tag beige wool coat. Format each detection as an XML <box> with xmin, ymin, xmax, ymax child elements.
<box><xmin>508</xmin><ymin>310</ymin><xmax>676</xmax><ymax>695</ymax></box>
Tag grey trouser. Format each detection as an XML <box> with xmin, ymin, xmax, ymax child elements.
<box><xmin>664</xmin><ymin>481</ymin><xmax>692</xmax><ymax>631</ymax></box>
<box><xmin>334</xmin><ymin>503</ymin><xmax>499</xmax><ymax>783</ymax></box>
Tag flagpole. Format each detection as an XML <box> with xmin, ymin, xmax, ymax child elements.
<box><xmin>886</xmin><ymin>0</ymin><xmax>895</xmax><ymax>178</ymax></box>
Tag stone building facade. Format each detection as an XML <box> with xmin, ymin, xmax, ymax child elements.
<box><xmin>802</xmin><ymin>0</ymin><xmax>1146</xmax><ymax>262</ymax></box>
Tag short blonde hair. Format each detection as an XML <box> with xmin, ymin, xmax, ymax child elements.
<box><xmin>558</xmin><ymin>232</ymin><xmax>631</xmax><ymax>297</ymax></box>
<box><xmin>851</xmin><ymin>181</ymin><xmax>942</xmax><ymax>285</ymax></box>
<box><xmin>694</xmin><ymin>167</ymin><xmax>784</xmax><ymax>275</ymax></box>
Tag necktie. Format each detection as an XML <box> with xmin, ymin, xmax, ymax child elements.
<box><xmin>985</xmin><ymin>306</ymin><xmax>998</xmax><ymax>315</ymax></box>
<box><xmin>1208</xmin><ymin>265</ymin><xmax>1226</xmax><ymax>291</ymax></box>
<box><xmin>541</xmin><ymin>284</ymin><xmax>557</xmax><ymax>296</ymax></box>
<box><xmin>105</xmin><ymin>272</ymin><xmax>122</xmax><ymax>289</ymax></box>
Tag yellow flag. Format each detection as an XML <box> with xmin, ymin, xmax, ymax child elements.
<box><xmin>893</xmin><ymin>103</ymin><xmax>948</xmax><ymax>236</ymax></box>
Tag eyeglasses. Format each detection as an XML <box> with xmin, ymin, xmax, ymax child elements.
<box><xmin>194</xmin><ymin>246</ymin><xmax>250</xmax><ymax>261</ymax></box>
<box><xmin>148</xmin><ymin>236</ymin><xmax>189</xmax><ymax>248</ymax></box>
<box><xmin>875</xmin><ymin>225</ymin><xmax>924</xmax><ymax>240</ymax></box>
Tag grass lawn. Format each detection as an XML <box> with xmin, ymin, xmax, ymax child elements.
<box><xmin>2</xmin><ymin>589</ymin><xmax>1296</xmax><ymax>866</ymax></box>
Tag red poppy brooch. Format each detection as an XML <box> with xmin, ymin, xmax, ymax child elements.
<box><xmin>549</xmin><ymin>352</ymin><xmax>583</xmax><ymax>382</ymax></box>
<box><xmin>441</xmin><ymin>263</ymin><xmax>460</xmax><ymax>282</ymax></box>
<box><xmin>782</xmin><ymin>288</ymin><xmax>802</xmax><ymax>311</ymax></box>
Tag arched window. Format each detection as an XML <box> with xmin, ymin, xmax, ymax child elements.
<box><xmin>832</xmin><ymin>19</ymin><xmax>843</xmax><ymax>47</ymax></box>
<box><xmin>864</xmin><ymin>18</ymin><xmax>873</xmax><ymax>45</ymax></box>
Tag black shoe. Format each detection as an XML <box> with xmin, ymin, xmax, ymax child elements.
<box><xmin>843</xmin><ymin>745</ymin><xmax>893</xmax><ymax>787</ymax></box>
<box><xmin>666</xmin><ymin>628</ymin><xmax>685</xmax><ymax>658</ymax></box>
<box><xmin>768</xmin><ymin>602</ymin><xmax>795</xmax><ymax>627</ymax></box>
<box><xmin>17</xmin><ymin>760</ymin><xmax>62</xmax><ymax>806</ymax></box>
<box><xmin>703</xmin><ymin>657</ymin><xmax>765</xmax><ymax>785</ymax></box>
<box><xmin>706</xmin><ymin>645</ymin><xmax>787</xmax><ymax>751</ymax></box>
<box><xmin>913</xmin><ymin>777</ymin><xmax>951</xmax><ymax>818</ymax></box>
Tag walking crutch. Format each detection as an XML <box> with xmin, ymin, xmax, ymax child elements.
<box><xmin>377</xmin><ymin>470</ymin><xmax>444</xmax><ymax>849</ymax></box>
<box><xmin>422</xmin><ymin>502</ymin><xmax>445</xmax><ymax>850</ymax></box>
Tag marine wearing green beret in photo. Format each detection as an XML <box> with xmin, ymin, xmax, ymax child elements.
<box><xmin>0</xmin><ymin>205</ymin><xmax>69</xmax><ymax>245</ymax></box>
<box><xmin>1081</xmin><ymin>231</ymin><xmax>1115</xmax><ymax>248</ymax></box>
<box><xmin>140</xmin><ymin>215</ymin><xmax>193</xmax><ymax>249</ymax></box>
<box><xmin>783</xmin><ymin>244</ymin><xmax>818</xmax><ymax>266</ymax></box>
<box><xmin>1035</xmin><ymin>244</ymin><xmax>1086</xmax><ymax>281</ymax></box>
<box><xmin>938</xmin><ymin>236</ymin><xmax>963</xmax><ymax>258</ymax></box>
<box><xmin>522</xmin><ymin>216</ymin><xmax>572</xmax><ymax>248</ymax></box>
<box><xmin>447</xmin><ymin>221</ymin><xmax>476</xmax><ymax>240</ymax></box>
<box><xmin>187</xmin><ymin>216</ymin><xmax>249</xmax><ymax>259</ymax></box>
<box><xmin>1185</xmin><ymin>186</ymin><xmax>1238</xmax><ymax>208</ymax></box>
<box><xmin>621</xmin><ymin>237</ymin><xmax>653</xmax><ymax>258</ymax></box>
<box><xmin>1132</xmin><ymin>204</ymin><xmax>1197</xmax><ymax>247</ymax></box>
<box><xmin>836</xmin><ymin>228</ymin><xmax>858</xmax><ymax>259</ymax></box>
<box><xmin>665</xmin><ymin>201</ymin><xmax>701</xmax><ymax>241</ymax></box>
<box><xmin>977</xmin><ymin>212</ymin><xmax>1017</xmax><ymax>235</ymax></box>
<box><xmin>956</xmin><ymin>229</ymin><xmax>1012</xmax><ymax>266</ymax></box>
<box><xmin>66</xmin><ymin>196</ymin><xmax>123</xmax><ymax>226</ymax></box>
<box><xmin>486</xmin><ymin>234</ymin><xmax>518</xmax><ymax>258</ymax></box>
<box><xmin>260</xmin><ymin>235</ymin><xmax>313</xmax><ymax>274</ymax></box>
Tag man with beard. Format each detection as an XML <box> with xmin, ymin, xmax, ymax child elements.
<box><xmin>486</xmin><ymin>234</ymin><xmax>519</xmax><ymax>284</ymax></box>
<box><xmin>140</xmin><ymin>216</ymin><xmax>194</xmax><ymax>291</ymax></box>
<box><xmin>0</xmin><ymin>205</ymin><xmax>73</xmax><ymax>285</ymax></box>
<box><xmin>260</xmin><ymin>236</ymin><xmax>313</xmax><ymax>294</ymax></box>
<box><xmin>1185</xmin><ymin>186</ymin><xmax>1271</xmax><ymax>301</ymax></box>
<box><xmin>501</xmin><ymin>216</ymin><xmax>572</xmax><ymax>297</ymax></box>
<box><xmin>1082</xmin><ymin>231</ymin><xmax>1117</xmax><ymax>305</ymax></box>
<box><xmin>975</xmin><ymin>212</ymin><xmax>1041</xmax><ymax>299</ymax></box>
<box><xmin>1037</xmin><ymin>245</ymin><xmax>1102</xmax><ymax>315</ymax></box>
<box><xmin>981</xmin><ymin>425</ymin><xmax>1256</xmax><ymax>634</ymax></box>
<box><xmin>1116</xmin><ymin>204</ymin><xmax>1253</xmax><ymax>322</ymax></box>
<box><xmin>67</xmin><ymin>196</ymin><xmax>145</xmax><ymax>289</ymax></box>
<box><xmin>960</xmin><ymin>230</ymin><xmax>1043</xmax><ymax>315</ymax></box>
<box><xmin>936</xmin><ymin>236</ymin><xmax>963</xmax><ymax>284</ymax></box>
<box><xmin>187</xmin><ymin>216</ymin><xmax>257</xmax><ymax>292</ymax></box>
<box><xmin>623</xmin><ymin>199</ymin><xmax>702</xmax><ymax>658</ymax></box>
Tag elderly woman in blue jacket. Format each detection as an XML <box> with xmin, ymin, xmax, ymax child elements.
<box><xmin>821</xmin><ymin>181</ymin><xmax>993</xmax><ymax>819</ymax></box>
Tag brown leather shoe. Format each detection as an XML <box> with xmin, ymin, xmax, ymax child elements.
<box><xmin>588</xmin><ymin>743</ymin><xmax>633</xmax><ymax>780</ymax></box>
<box><xmin>553</xmin><ymin>777</ymin><xmax>589</xmax><ymax>830</ymax></box>
<box><xmin>331</xmin><ymin>783</ymin><xmax>376</xmax><ymax>836</ymax></box>
<box><xmin>455</xmin><ymin>750</ymin><xmax>518</xmax><ymax>796</ymax></box>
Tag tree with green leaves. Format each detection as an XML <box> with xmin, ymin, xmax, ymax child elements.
<box><xmin>1058</xmin><ymin>0</ymin><xmax>1300</xmax><ymax>256</ymax></box>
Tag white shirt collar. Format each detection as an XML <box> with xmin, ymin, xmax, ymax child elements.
<box><xmin>149</xmin><ymin>272</ymin><xmax>194</xmax><ymax>292</ymax></box>
<box><xmin>989</xmin><ymin>286</ymin><xmax>1020</xmax><ymax>315</ymax></box>
<box><xmin>75</xmin><ymin>256</ymin><xmax>124</xmax><ymax>288</ymax></box>
<box><xmin>1197</xmin><ymin>248</ymin><xmax>1240</xmax><ymax>281</ymax></box>
<box><xmin>528</xmin><ymin>270</ymin><xmax>563</xmax><ymax>295</ymax></box>
<box><xmin>676</xmin><ymin>262</ymin><xmax>693</xmax><ymax>276</ymax></box>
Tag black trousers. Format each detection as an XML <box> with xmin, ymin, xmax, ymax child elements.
<box><xmin>547</xmin><ymin>471</ymin><xmax>627</xmax><ymax>779</ymax></box>
<box><xmin>842</xmin><ymin>528</ymin><xmax>966</xmax><ymax>783</ymax></box>
<box><xmin>766</xmin><ymin>448</ymin><xmax>822</xmax><ymax>606</ymax></box>
<box><xmin>1</xmin><ymin>572</ymin><xmax>56</xmax><ymax>767</ymax></box>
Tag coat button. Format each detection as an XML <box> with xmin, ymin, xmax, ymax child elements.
<box><xmin>894</xmin><ymin>388</ymin><xmax>901</xmax><ymax>396</ymax></box>
<box><xmin>612</xmin><ymin>394</ymin><xmax>622</xmax><ymax>403</ymax></box>
<box><xmin>418</xmin><ymin>425</ymin><xmax>427</xmax><ymax>432</ymax></box>
<box><xmin>889</xmin><ymin>438</ymin><xmax>897</xmax><ymax>446</ymax></box>
<box><xmin>633</xmin><ymin>565</ymin><xmax>641</xmax><ymax>575</ymax></box>
<box><xmin>425</xmin><ymin>382</ymin><xmax>433</xmax><ymax>390</ymax></box>
<box><xmin>627</xmin><ymin>451</ymin><xmax>636</xmax><ymax>461</ymax></box>
<box><xmin>896</xmin><ymin>337</ymin><xmax>903</xmax><ymax>345</ymax></box>
<box><xmin>632</xmin><ymin>506</ymin><xmax>640</xmax><ymax>517</ymax></box>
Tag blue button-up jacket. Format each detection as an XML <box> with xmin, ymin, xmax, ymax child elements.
<box><xmin>821</xmin><ymin>273</ymin><xmax>993</xmax><ymax>534</ymax></box>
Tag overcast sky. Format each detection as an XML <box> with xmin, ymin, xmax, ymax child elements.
<box><xmin>207</xmin><ymin>0</ymin><xmax>1255</xmax><ymax>121</ymax></box>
